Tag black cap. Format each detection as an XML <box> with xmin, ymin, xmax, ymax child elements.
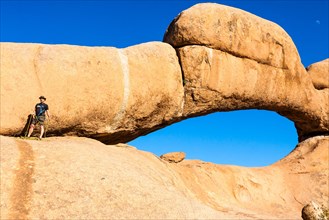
<box><xmin>39</xmin><ymin>96</ymin><xmax>46</xmax><ymax>100</ymax></box>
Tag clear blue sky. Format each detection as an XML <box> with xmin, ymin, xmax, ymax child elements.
<box><xmin>1</xmin><ymin>0</ymin><xmax>328</xmax><ymax>167</ymax></box>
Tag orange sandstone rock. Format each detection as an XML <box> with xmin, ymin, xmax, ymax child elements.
<box><xmin>160</xmin><ymin>152</ymin><xmax>186</xmax><ymax>163</ymax></box>
<box><xmin>164</xmin><ymin>3</ymin><xmax>328</xmax><ymax>141</ymax></box>
<box><xmin>1</xmin><ymin>3</ymin><xmax>328</xmax><ymax>144</ymax></box>
<box><xmin>0</xmin><ymin>135</ymin><xmax>327</xmax><ymax>219</ymax></box>
<box><xmin>307</xmin><ymin>58</ymin><xmax>329</xmax><ymax>90</ymax></box>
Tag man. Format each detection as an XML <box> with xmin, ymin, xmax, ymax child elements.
<box><xmin>27</xmin><ymin>96</ymin><xmax>50</xmax><ymax>139</ymax></box>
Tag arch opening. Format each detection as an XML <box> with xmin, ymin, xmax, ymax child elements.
<box><xmin>128</xmin><ymin>109</ymin><xmax>298</xmax><ymax>167</ymax></box>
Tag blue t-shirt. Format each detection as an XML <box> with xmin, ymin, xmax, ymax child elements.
<box><xmin>35</xmin><ymin>103</ymin><xmax>49</xmax><ymax>116</ymax></box>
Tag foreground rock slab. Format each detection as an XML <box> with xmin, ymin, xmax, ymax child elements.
<box><xmin>1</xmin><ymin>135</ymin><xmax>328</xmax><ymax>219</ymax></box>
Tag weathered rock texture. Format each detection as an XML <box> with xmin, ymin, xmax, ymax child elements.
<box><xmin>1</xmin><ymin>3</ymin><xmax>328</xmax><ymax>219</ymax></box>
<box><xmin>1</xmin><ymin>135</ymin><xmax>328</xmax><ymax>219</ymax></box>
<box><xmin>163</xmin><ymin>3</ymin><xmax>329</xmax><ymax>141</ymax></box>
<box><xmin>0</xmin><ymin>42</ymin><xmax>184</xmax><ymax>144</ymax></box>
<box><xmin>1</xmin><ymin>3</ymin><xmax>328</xmax><ymax>143</ymax></box>
<box><xmin>164</xmin><ymin>3</ymin><xmax>300</xmax><ymax>71</ymax></box>
<box><xmin>302</xmin><ymin>201</ymin><xmax>329</xmax><ymax>220</ymax></box>
<box><xmin>307</xmin><ymin>58</ymin><xmax>329</xmax><ymax>90</ymax></box>
<box><xmin>160</xmin><ymin>152</ymin><xmax>186</xmax><ymax>163</ymax></box>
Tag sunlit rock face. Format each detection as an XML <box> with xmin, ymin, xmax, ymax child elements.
<box><xmin>1</xmin><ymin>3</ymin><xmax>328</xmax><ymax>219</ymax></box>
<box><xmin>307</xmin><ymin>58</ymin><xmax>329</xmax><ymax>90</ymax></box>
<box><xmin>160</xmin><ymin>152</ymin><xmax>186</xmax><ymax>163</ymax></box>
<box><xmin>0</xmin><ymin>135</ymin><xmax>328</xmax><ymax>219</ymax></box>
<box><xmin>0</xmin><ymin>3</ymin><xmax>328</xmax><ymax>143</ymax></box>
<box><xmin>163</xmin><ymin>3</ymin><xmax>328</xmax><ymax>142</ymax></box>
<box><xmin>0</xmin><ymin>42</ymin><xmax>184</xmax><ymax>144</ymax></box>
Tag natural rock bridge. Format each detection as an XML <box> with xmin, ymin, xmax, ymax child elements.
<box><xmin>1</xmin><ymin>3</ymin><xmax>328</xmax><ymax>144</ymax></box>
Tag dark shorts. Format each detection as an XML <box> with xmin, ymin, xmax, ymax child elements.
<box><xmin>32</xmin><ymin>115</ymin><xmax>46</xmax><ymax>125</ymax></box>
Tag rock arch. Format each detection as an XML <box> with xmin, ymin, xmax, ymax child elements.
<box><xmin>0</xmin><ymin>3</ymin><xmax>328</xmax><ymax>144</ymax></box>
<box><xmin>163</xmin><ymin>3</ymin><xmax>328</xmax><ymax>143</ymax></box>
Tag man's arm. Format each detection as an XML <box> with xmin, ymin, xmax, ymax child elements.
<box><xmin>46</xmin><ymin>110</ymin><xmax>50</xmax><ymax>119</ymax></box>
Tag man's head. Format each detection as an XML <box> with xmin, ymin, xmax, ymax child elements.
<box><xmin>39</xmin><ymin>96</ymin><xmax>46</xmax><ymax>103</ymax></box>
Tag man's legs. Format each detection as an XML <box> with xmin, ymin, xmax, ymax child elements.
<box><xmin>40</xmin><ymin>125</ymin><xmax>44</xmax><ymax>139</ymax></box>
<box><xmin>27</xmin><ymin>124</ymin><xmax>35</xmax><ymax>137</ymax></box>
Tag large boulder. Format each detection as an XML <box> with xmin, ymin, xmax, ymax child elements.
<box><xmin>302</xmin><ymin>201</ymin><xmax>329</xmax><ymax>220</ymax></box>
<box><xmin>163</xmin><ymin>3</ymin><xmax>301</xmax><ymax>71</ymax></box>
<box><xmin>307</xmin><ymin>58</ymin><xmax>329</xmax><ymax>90</ymax></box>
<box><xmin>0</xmin><ymin>42</ymin><xmax>184</xmax><ymax>144</ymax></box>
<box><xmin>160</xmin><ymin>152</ymin><xmax>186</xmax><ymax>163</ymax></box>
<box><xmin>174</xmin><ymin>45</ymin><xmax>328</xmax><ymax>141</ymax></box>
<box><xmin>163</xmin><ymin>3</ymin><xmax>329</xmax><ymax>141</ymax></box>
